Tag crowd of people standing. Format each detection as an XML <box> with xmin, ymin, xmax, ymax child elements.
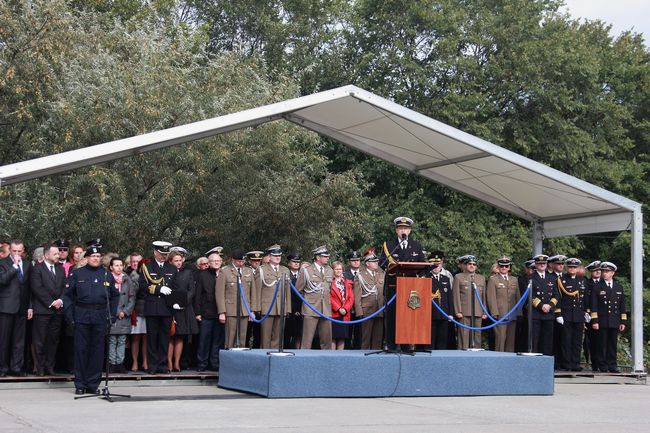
<box><xmin>0</xmin><ymin>215</ymin><xmax>629</xmax><ymax>394</ymax></box>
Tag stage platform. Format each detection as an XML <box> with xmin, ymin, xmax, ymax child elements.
<box><xmin>218</xmin><ymin>349</ymin><xmax>555</xmax><ymax>398</ymax></box>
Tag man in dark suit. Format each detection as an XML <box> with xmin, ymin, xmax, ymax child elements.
<box><xmin>194</xmin><ymin>247</ymin><xmax>224</xmax><ymax>371</ymax></box>
<box><xmin>379</xmin><ymin>217</ymin><xmax>425</xmax><ymax>350</ymax></box>
<box><xmin>139</xmin><ymin>241</ymin><xmax>176</xmax><ymax>374</ymax></box>
<box><xmin>30</xmin><ymin>243</ymin><xmax>66</xmax><ymax>376</ymax></box>
<box><xmin>0</xmin><ymin>239</ymin><xmax>32</xmax><ymax>376</ymax></box>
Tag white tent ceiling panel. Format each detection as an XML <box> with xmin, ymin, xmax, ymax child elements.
<box><xmin>543</xmin><ymin>212</ymin><xmax>634</xmax><ymax>237</ymax></box>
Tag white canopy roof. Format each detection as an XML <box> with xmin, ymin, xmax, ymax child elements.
<box><xmin>0</xmin><ymin>85</ymin><xmax>641</xmax><ymax>237</ymax></box>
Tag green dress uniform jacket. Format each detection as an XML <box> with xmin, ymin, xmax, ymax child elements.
<box><xmin>216</xmin><ymin>264</ymin><xmax>259</xmax><ymax>317</ymax></box>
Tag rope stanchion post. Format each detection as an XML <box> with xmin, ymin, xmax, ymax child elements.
<box><xmin>231</xmin><ymin>271</ymin><xmax>250</xmax><ymax>351</ymax></box>
<box><xmin>517</xmin><ymin>281</ymin><xmax>542</xmax><ymax>357</ymax></box>
<box><xmin>267</xmin><ymin>275</ymin><xmax>295</xmax><ymax>356</ymax></box>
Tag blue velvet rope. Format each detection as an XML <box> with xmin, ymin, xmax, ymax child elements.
<box><xmin>289</xmin><ymin>280</ymin><xmax>395</xmax><ymax>324</ymax></box>
<box><xmin>472</xmin><ymin>283</ymin><xmax>519</xmax><ymax>324</ymax></box>
<box><xmin>237</xmin><ymin>279</ymin><xmax>279</xmax><ymax>324</ymax></box>
<box><xmin>431</xmin><ymin>285</ymin><xmax>530</xmax><ymax>330</ymax></box>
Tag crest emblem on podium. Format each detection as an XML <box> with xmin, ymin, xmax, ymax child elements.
<box><xmin>407</xmin><ymin>290</ymin><xmax>421</xmax><ymax>309</ymax></box>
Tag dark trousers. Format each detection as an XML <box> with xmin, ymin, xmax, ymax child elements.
<box><xmin>596</xmin><ymin>327</ymin><xmax>619</xmax><ymax>371</ymax></box>
<box><xmin>429</xmin><ymin>320</ymin><xmax>449</xmax><ymax>350</ymax></box>
<box><xmin>532</xmin><ymin>319</ymin><xmax>554</xmax><ymax>356</ymax></box>
<box><xmin>146</xmin><ymin>316</ymin><xmax>172</xmax><ymax>372</ymax></box>
<box><xmin>73</xmin><ymin>322</ymin><xmax>105</xmax><ymax>390</ymax></box>
<box><xmin>33</xmin><ymin>314</ymin><xmax>63</xmax><ymax>373</ymax></box>
<box><xmin>246</xmin><ymin>321</ymin><xmax>261</xmax><ymax>349</ymax></box>
<box><xmin>586</xmin><ymin>327</ymin><xmax>600</xmax><ymax>370</ymax></box>
<box><xmin>196</xmin><ymin>319</ymin><xmax>224</xmax><ymax>370</ymax></box>
<box><xmin>0</xmin><ymin>312</ymin><xmax>26</xmax><ymax>374</ymax></box>
<box><xmin>515</xmin><ymin>316</ymin><xmax>529</xmax><ymax>352</ymax></box>
<box><xmin>560</xmin><ymin>321</ymin><xmax>584</xmax><ymax>370</ymax></box>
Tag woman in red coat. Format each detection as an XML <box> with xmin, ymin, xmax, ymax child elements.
<box><xmin>330</xmin><ymin>261</ymin><xmax>355</xmax><ymax>350</ymax></box>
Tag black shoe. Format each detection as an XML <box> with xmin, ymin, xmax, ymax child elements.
<box><xmin>147</xmin><ymin>369</ymin><xmax>156</xmax><ymax>375</ymax></box>
<box><xmin>156</xmin><ymin>367</ymin><xmax>170</xmax><ymax>374</ymax></box>
<box><xmin>609</xmin><ymin>368</ymin><xmax>621</xmax><ymax>373</ymax></box>
<box><xmin>0</xmin><ymin>371</ymin><xmax>6</xmax><ymax>377</ymax></box>
<box><xmin>11</xmin><ymin>371</ymin><xmax>28</xmax><ymax>377</ymax></box>
<box><xmin>172</xmin><ymin>368</ymin><xmax>181</xmax><ymax>373</ymax></box>
<box><xmin>86</xmin><ymin>388</ymin><xmax>100</xmax><ymax>395</ymax></box>
<box><xmin>196</xmin><ymin>367</ymin><xmax>206</xmax><ymax>372</ymax></box>
<box><xmin>45</xmin><ymin>369</ymin><xmax>56</xmax><ymax>376</ymax></box>
<box><xmin>35</xmin><ymin>371</ymin><xmax>45</xmax><ymax>377</ymax></box>
<box><xmin>570</xmin><ymin>367</ymin><xmax>583</xmax><ymax>372</ymax></box>
<box><xmin>75</xmin><ymin>388</ymin><xmax>85</xmax><ymax>395</ymax></box>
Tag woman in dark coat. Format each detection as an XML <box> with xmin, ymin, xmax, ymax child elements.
<box><xmin>167</xmin><ymin>250</ymin><xmax>198</xmax><ymax>372</ymax></box>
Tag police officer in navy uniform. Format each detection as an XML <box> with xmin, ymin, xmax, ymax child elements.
<box><xmin>139</xmin><ymin>241</ymin><xmax>176</xmax><ymax>374</ymax></box>
<box><xmin>379</xmin><ymin>217</ymin><xmax>425</xmax><ymax>350</ymax></box>
<box><xmin>555</xmin><ymin>258</ymin><xmax>588</xmax><ymax>371</ymax></box>
<box><xmin>425</xmin><ymin>252</ymin><xmax>453</xmax><ymax>350</ymax></box>
<box><xmin>63</xmin><ymin>244</ymin><xmax>118</xmax><ymax>395</ymax></box>
<box><xmin>590</xmin><ymin>262</ymin><xmax>627</xmax><ymax>373</ymax></box>
<box><xmin>530</xmin><ymin>254</ymin><xmax>559</xmax><ymax>357</ymax></box>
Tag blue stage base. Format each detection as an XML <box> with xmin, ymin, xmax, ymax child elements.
<box><xmin>218</xmin><ymin>349</ymin><xmax>554</xmax><ymax>398</ymax></box>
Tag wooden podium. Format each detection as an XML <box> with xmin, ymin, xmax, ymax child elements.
<box><xmin>389</xmin><ymin>262</ymin><xmax>434</xmax><ymax>345</ymax></box>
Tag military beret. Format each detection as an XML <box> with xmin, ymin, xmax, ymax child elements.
<box><xmin>456</xmin><ymin>255</ymin><xmax>469</xmax><ymax>263</ymax></box>
<box><xmin>599</xmin><ymin>261</ymin><xmax>617</xmax><ymax>272</ymax></box>
<box><xmin>585</xmin><ymin>260</ymin><xmax>602</xmax><ymax>271</ymax></box>
<box><xmin>205</xmin><ymin>246</ymin><xmax>224</xmax><ymax>256</ymax></box>
<box><xmin>393</xmin><ymin>216</ymin><xmax>414</xmax><ymax>227</ymax></box>
<box><xmin>565</xmin><ymin>258</ymin><xmax>581</xmax><ymax>267</ymax></box>
<box><xmin>247</xmin><ymin>251</ymin><xmax>264</xmax><ymax>261</ymax></box>
<box><xmin>265</xmin><ymin>244</ymin><xmax>283</xmax><ymax>256</ymax></box>
<box><xmin>312</xmin><ymin>245</ymin><xmax>330</xmax><ymax>257</ymax></box>
<box><xmin>231</xmin><ymin>249</ymin><xmax>246</xmax><ymax>260</ymax></box>
<box><xmin>152</xmin><ymin>241</ymin><xmax>172</xmax><ymax>254</ymax></box>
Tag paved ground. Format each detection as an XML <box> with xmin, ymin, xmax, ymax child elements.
<box><xmin>1</xmin><ymin>382</ymin><xmax>648</xmax><ymax>433</ymax></box>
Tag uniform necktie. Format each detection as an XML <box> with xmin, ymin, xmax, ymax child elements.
<box><xmin>237</xmin><ymin>268</ymin><xmax>242</xmax><ymax>280</ymax></box>
<box><xmin>400</xmin><ymin>240</ymin><xmax>407</xmax><ymax>250</ymax></box>
<box><xmin>50</xmin><ymin>265</ymin><xmax>56</xmax><ymax>276</ymax></box>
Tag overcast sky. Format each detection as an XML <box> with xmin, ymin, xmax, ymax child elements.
<box><xmin>561</xmin><ymin>0</ymin><xmax>649</xmax><ymax>42</ymax></box>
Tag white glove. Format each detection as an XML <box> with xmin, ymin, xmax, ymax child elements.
<box><xmin>584</xmin><ymin>312</ymin><xmax>591</xmax><ymax>323</ymax></box>
<box><xmin>556</xmin><ymin>316</ymin><xmax>564</xmax><ymax>325</ymax></box>
<box><xmin>160</xmin><ymin>286</ymin><xmax>172</xmax><ymax>295</ymax></box>
<box><xmin>172</xmin><ymin>303</ymin><xmax>182</xmax><ymax>310</ymax></box>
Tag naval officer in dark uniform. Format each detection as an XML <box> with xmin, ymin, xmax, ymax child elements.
<box><xmin>139</xmin><ymin>241</ymin><xmax>176</xmax><ymax>374</ymax></box>
<box><xmin>379</xmin><ymin>217</ymin><xmax>425</xmax><ymax>350</ymax></box>
<box><xmin>590</xmin><ymin>262</ymin><xmax>627</xmax><ymax>373</ymax></box>
<box><xmin>63</xmin><ymin>244</ymin><xmax>118</xmax><ymax>395</ymax></box>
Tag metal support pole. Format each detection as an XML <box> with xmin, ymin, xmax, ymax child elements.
<box><xmin>278</xmin><ymin>276</ymin><xmax>287</xmax><ymax>353</ymax></box>
<box><xmin>532</xmin><ymin>219</ymin><xmax>544</xmax><ymax>255</ymax></box>
<box><xmin>235</xmin><ymin>277</ymin><xmax>241</xmax><ymax>349</ymax></box>
<box><xmin>631</xmin><ymin>209</ymin><xmax>644</xmax><ymax>373</ymax></box>
<box><xmin>470</xmin><ymin>274</ymin><xmax>475</xmax><ymax>349</ymax></box>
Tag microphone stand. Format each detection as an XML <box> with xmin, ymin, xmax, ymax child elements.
<box><xmin>76</xmin><ymin>272</ymin><xmax>131</xmax><ymax>402</ymax></box>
